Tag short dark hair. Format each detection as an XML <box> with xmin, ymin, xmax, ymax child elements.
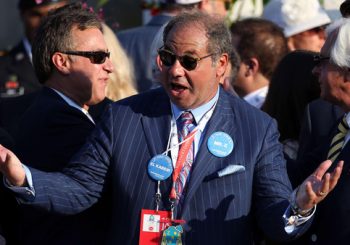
<box><xmin>230</xmin><ymin>18</ymin><xmax>288</xmax><ymax>80</ymax></box>
<box><xmin>163</xmin><ymin>11</ymin><xmax>234</xmax><ymax>63</ymax></box>
<box><xmin>32</xmin><ymin>2</ymin><xmax>102</xmax><ymax>83</ymax></box>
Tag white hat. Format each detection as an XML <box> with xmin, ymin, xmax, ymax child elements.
<box><xmin>160</xmin><ymin>0</ymin><xmax>202</xmax><ymax>4</ymax></box>
<box><xmin>262</xmin><ymin>0</ymin><xmax>331</xmax><ymax>37</ymax></box>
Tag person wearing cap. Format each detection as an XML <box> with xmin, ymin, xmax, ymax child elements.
<box><xmin>0</xmin><ymin>0</ymin><xmax>68</xmax><ymax>98</ymax></box>
<box><xmin>262</xmin><ymin>0</ymin><xmax>331</xmax><ymax>53</ymax></box>
<box><xmin>0</xmin><ymin>10</ymin><xmax>343</xmax><ymax>245</ymax></box>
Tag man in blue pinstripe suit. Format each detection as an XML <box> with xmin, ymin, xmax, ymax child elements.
<box><xmin>0</xmin><ymin>11</ymin><xmax>343</xmax><ymax>244</ymax></box>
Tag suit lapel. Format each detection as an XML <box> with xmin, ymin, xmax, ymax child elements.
<box><xmin>181</xmin><ymin>90</ymin><xmax>237</xmax><ymax>217</ymax></box>
<box><xmin>141</xmin><ymin>89</ymin><xmax>172</xmax><ymax>159</ymax></box>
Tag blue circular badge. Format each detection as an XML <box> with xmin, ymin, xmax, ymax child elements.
<box><xmin>147</xmin><ymin>155</ymin><xmax>173</xmax><ymax>181</ymax></box>
<box><xmin>207</xmin><ymin>131</ymin><xmax>234</xmax><ymax>157</ymax></box>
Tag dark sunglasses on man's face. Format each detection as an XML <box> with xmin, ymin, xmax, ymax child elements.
<box><xmin>60</xmin><ymin>50</ymin><xmax>110</xmax><ymax>64</ymax></box>
<box><xmin>158</xmin><ymin>48</ymin><xmax>213</xmax><ymax>71</ymax></box>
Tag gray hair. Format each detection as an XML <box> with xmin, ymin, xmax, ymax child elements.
<box><xmin>163</xmin><ymin>11</ymin><xmax>233</xmax><ymax>63</ymax></box>
<box><xmin>326</xmin><ymin>18</ymin><xmax>350</xmax><ymax>68</ymax></box>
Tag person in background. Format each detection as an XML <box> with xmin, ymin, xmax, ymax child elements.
<box><xmin>286</xmin><ymin>17</ymin><xmax>350</xmax><ymax>245</ymax></box>
<box><xmin>262</xmin><ymin>51</ymin><xmax>320</xmax><ymax>160</ymax></box>
<box><xmin>230</xmin><ymin>18</ymin><xmax>288</xmax><ymax>108</ymax></box>
<box><xmin>12</xmin><ymin>3</ymin><xmax>113</xmax><ymax>244</ymax></box>
<box><xmin>0</xmin><ymin>0</ymin><xmax>68</xmax><ymax>98</ymax></box>
<box><xmin>297</xmin><ymin>0</ymin><xmax>350</xmax><ymax>167</ymax></box>
<box><xmin>102</xmin><ymin>23</ymin><xmax>137</xmax><ymax>101</ymax></box>
<box><xmin>0</xmin><ymin>11</ymin><xmax>343</xmax><ymax>245</ymax></box>
<box><xmin>263</xmin><ymin>0</ymin><xmax>331</xmax><ymax>52</ymax></box>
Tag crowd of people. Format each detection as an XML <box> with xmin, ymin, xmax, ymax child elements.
<box><xmin>0</xmin><ymin>0</ymin><xmax>350</xmax><ymax>244</ymax></box>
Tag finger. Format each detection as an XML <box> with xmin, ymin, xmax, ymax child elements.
<box><xmin>312</xmin><ymin>160</ymin><xmax>332</xmax><ymax>179</ymax></box>
<box><xmin>306</xmin><ymin>181</ymin><xmax>316</xmax><ymax>198</ymax></box>
<box><xmin>329</xmin><ymin>160</ymin><xmax>344</xmax><ymax>190</ymax></box>
<box><xmin>319</xmin><ymin>173</ymin><xmax>330</xmax><ymax>196</ymax></box>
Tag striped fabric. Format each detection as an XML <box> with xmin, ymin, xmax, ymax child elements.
<box><xmin>327</xmin><ymin>115</ymin><xmax>349</xmax><ymax>162</ymax></box>
<box><xmin>175</xmin><ymin>111</ymin><xmax>195</xmax><ymax>203</ymax></box>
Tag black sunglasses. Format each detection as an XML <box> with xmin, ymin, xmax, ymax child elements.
<box><xmin>60</xmin><ymin>51</ymin><xmax>110</xmax><ymax>64</ymax></box>
<box><xmin>313</xmin><ymin>54</ymin><xmax>330</xmax><ymax>66</ymax></box>
<box><xmin>158</xmin><ymin>48</ymin><xmax>213</xmax><ymax>71</ymax></box>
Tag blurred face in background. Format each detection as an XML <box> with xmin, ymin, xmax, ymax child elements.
<box><xmin>312</xmin><ymin>31</ymin><xmax>350</xmax><ymax>110</ymax></box>
<box><xmin>200</xmin><ymin>0</ymin><xmax>229</xmax><ymax>17</ymax></box>
<box><xmin>21</xmin><ymin>1</ymin><xmax>67</xmax><ymax>44</ymax></box>
<box><xmin>288</xmin><ymin>26</ymin><xmax>327</xmax><ymax>52</ymax></box>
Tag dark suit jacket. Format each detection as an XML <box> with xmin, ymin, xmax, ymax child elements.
<box><xmin>0</xmin><ymin>41</ymin><xmax>41</xmax><ymax>98</ymax></box>
<box><xmin>118</xmin><ymin>14</ymin><xmax>172</xmax><ymax>92</ymax></box>
<box><xmin>14</xmin><ymin>87</ymin><xmax>110</xmax><ymax>245</ymax></box>
<box><xmin>27</xmin><ymin>88</ymin><xmax>309</xmax><ymax>244</ymax></box>
<box><xmin>285</xmin><ymin>99</ymin><xmax>349</xmax><ymax>244</ymax></box>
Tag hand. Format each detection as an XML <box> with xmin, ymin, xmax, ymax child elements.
<box><xmin>296</xmin><ymin>160</ymin><xmax>343</xmax><ymax>211</ymax></box>
<box><xmin>0</xmin><ymin>144</ymin><xmax>26</xmax><ymax>186</ymax></box>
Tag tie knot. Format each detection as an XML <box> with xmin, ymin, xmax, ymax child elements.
<box><xmin>339</xmin><ymin>115</ymin><xmax>349</xmax><ymax>133</ymax></box>
<box><xmin>178</xmin><ymin>111</ymin><xmax>195</xmax><ymax>140</ymax></box>
<box><xmin>179</xmin><ymin>111</ymin><xmax>194</xmax><ymax>124</ymax></box>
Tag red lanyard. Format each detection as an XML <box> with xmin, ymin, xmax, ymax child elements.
<box><xmin>169</xmin><ymin>129</ymin><xmax>197</xmax><ymax>200</ymax></box>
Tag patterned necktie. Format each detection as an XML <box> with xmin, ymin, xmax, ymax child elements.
<box><xmin>175</xmin><ymin>111</ymin><xmax>195</xmax><ymax>202</ymax></box>
<box><xmin>327</xmin><ymin>115</ymin><xmax>349</xmax><ymax>162</ymax></box>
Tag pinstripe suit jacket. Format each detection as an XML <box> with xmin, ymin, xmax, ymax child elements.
<box><xmin>28</xmin><ymin>87</ymin><xmax>309</xmax><ymax>244</ymax></box>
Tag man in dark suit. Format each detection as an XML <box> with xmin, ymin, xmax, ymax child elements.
<box><xmin>284</xmin><ymin>18</ymin><xmax>350</xmax><ymax>244</ymax></box>
<box><xmin>0</xmin><ymin>11</ymin><xmax>343</xmax><ymax>245</ymax></box>
<box><xmin>0</xmin><ymin>3</ymin><xmax>113</xmax><ymax>245</ymax></box>
<box><xmin>0</xmin><ymin>0</ymin><xmax>67</xmax><ymax>98</ymax></box>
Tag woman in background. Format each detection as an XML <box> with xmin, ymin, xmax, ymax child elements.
<box><xmin>102</xmin><ymin>23</ymin><xmax>137</xmax><ymax>101</ymax></box>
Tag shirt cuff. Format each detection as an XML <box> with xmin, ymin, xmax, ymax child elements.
<box><xmin>283</xmin><ymin>187</ymin><xmax>316</xmax><ymax>233</ymax></box>
<box><xmin>283</xmin><ymin>205</ymin><xmax>316</xmax><ymax>233</ymax></box>
<box><xmin>3</xmin><ymin>164</ymin><xmax>35</xmax><ymax>202</ymax></box>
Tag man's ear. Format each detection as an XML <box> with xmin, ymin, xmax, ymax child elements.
<box><xmin>243</xmin><ymin>58</ymin><xmax>259</xmax><ymax>77</ymax></box>
<box><xmin>52</xmin><ymin>52</ymin><xmax>70</xmax><ymax>75</ymax></box>
<box><xmin>216</xmin><ymin>53</ymin><xmax>228</xmax><ymax>78</ymax></box>
<box><xmin>156</xmin><ymin>55</ymin><xmax>164</xmax><ymax>72</ymax></box>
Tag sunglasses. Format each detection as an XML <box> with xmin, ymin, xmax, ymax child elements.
<box><xmin>313</xmin><ymin>54</ymin><xmax>330</xmax><ymax>66</ymax></box>
<box><xmin>60</xmin><ymin>50</ymin><xmax>110</xmax><ymax>64</ymax></box>
<box><xmin>158</xmin><ymin>48</ymin><xmax>213</xmax><ymax>71</ymax></box>
<box><xmin>310</xmin><ymin>25</ymin><xmax>327</xmax><ymax>34</ymax></box>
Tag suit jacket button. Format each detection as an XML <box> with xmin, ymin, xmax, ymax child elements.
<box><xmin>311</xmin><ymin>234</ymin><xmax>317</xmax><ymax>242</ymax></box>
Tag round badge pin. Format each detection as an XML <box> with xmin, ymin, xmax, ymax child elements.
<box><xmin>147</xmin><ymin>155</ymin><xmax>173</xmax><ymax>181</ymax></box>
<box><xmin>207</xmin><ymin>131</ymin><xmax>234</xmax><ymax>157</ymax></box>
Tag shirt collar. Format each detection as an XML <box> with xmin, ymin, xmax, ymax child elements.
<box><xmin>243</xmin><ymin>86</ymin><xmax>268</xmax><ymax>108</ymax></box>
<box><xmin>345</xmin><ymin>112</ymin><xmax>350</xmax><ymax>127</ymax></box>
<box><xmin>49</xmin><ymin>88</ymin><xmax>95</xmax><ymax>124</ymax></box>
<box><xmin>171</xmin><ymin>86</ymin><xmax>220</xmax><ymax>124</ymax></box>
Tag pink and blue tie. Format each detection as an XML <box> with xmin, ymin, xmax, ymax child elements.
<box><xmin>175</xmin><ymin>111</ymin><xmax>195</xmax><ymax>203</ymax></box>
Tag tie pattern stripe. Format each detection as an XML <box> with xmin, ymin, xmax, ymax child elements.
<box><xmin>175</xmin><ymin>111</ymin><xmax>195</xmax><ymax>202</ymax></box>
<box><xmin>327</xmin><ymin>115</ymin><xmax>349</xmax><ymax>162</ymax></box>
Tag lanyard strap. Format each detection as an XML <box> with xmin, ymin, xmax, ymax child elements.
<box><xmin>169</xmin><ymin>129</ymin><xmax>197</xmax><ymax>200</ymax></box>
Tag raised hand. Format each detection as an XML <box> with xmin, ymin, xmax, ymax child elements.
<box><xmin>0</xmin><ymin>144</ymin><xmax>26</xmax><ymax>186</ymax></box>
<box><xmin>296</xmin><ymin>160</ymin><xmax>343</xmax><ymax>210</ymax></box>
